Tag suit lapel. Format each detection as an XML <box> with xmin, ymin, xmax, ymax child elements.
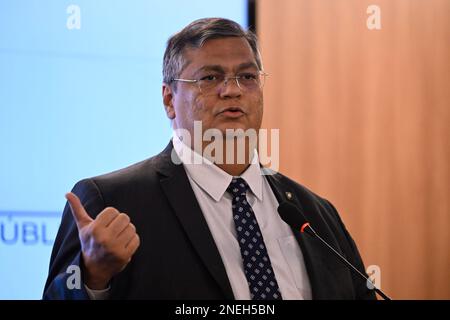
<box><xmin>154</xmin><ymin>142</ymin><xmax>234</xmax><ymax>300</ymax></box>
<box><xmin>265</xmin><ymin>173</ymin><xmax>338</xmax><ymax>299</ymax></box>
<box><xmin>152</xmin><ymin>142</ymin><xmax>342</xmax><ymax>299</ymax></box>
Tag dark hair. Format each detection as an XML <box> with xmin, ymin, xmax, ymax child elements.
<box><xmin>163</xmin><ymin>18</ymin><xmax>263</xmax><ymax>90</ymax></box>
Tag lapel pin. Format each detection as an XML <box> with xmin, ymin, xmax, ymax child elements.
<box><xmin>285</xmin><ymin>191</ymin><xmax>293</xmax><ymax>200</ymax></box>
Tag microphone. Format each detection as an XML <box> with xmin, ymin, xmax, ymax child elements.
<box><xmin>277</xmin><ymin>202</ymin><xmax>391</xmax><ymax>300</ymax></box>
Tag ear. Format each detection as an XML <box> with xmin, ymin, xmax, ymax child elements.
<box><xmin>162</xmin><ymin>83</ymin><xmax>176</xmax><ymax>120</ymax></box>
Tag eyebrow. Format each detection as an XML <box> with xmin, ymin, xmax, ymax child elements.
<box><xmin>193</xmin><ymin>62</ymin><xmax>259</xmax><ymax>76</ymax></box>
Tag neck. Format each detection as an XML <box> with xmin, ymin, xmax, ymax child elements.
<box><xmin>203</xmin><ymin>136</ymin><xmax>256</xmax><ymax>176</ymax></box>
<box><xmin>215</xmin><ymin>162</ymin><xmax>250</xmax><ymax>176</ymax></box>
<box><xmin>175</xmin><ymin>130</ymin><xmax>258</xmax><ymax>176</ymax></box>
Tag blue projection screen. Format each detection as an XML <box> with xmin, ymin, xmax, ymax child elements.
<box><xmin>0</xmin><ymin>0</ymin><xmax>247</xmax><ymax>299</ymax></box>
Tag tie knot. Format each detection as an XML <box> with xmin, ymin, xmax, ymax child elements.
<box><xmin>227</xmin><ymin>177</ymin><xmax>249</xmax><ymax>196</ymax></box>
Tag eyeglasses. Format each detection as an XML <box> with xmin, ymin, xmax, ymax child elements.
<box><xmin>171</xmin><ymin>71</ymin><xmax>268</xmax><ymax>93</ymax></box>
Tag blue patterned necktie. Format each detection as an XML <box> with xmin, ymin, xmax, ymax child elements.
<box><xmin>227</xmin><ymin>177</ymin><xmax>283</xmax><ymax>300</ymax></box>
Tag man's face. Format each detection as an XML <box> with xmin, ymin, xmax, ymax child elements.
<box><xmin>163</xmin><ymin>37</ymin><xmax>264</xmax><ymax>136</ymax></box>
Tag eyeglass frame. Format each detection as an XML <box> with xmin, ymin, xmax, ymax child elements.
<box><xmin>170</xmin><ymin>70</ymin><xmax>268</xmax><ymax>93</ymax></box>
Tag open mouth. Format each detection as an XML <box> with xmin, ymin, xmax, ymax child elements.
<box><xmin>219</xmin><ymin>107</ymin><xmax>245</xmax><ymax>118</ymax></box>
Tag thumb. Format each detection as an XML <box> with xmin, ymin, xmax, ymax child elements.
<box><xmin>65</xmin><ymin>192</ymin><xmax>93</xmax><ymax>230</ymax></box>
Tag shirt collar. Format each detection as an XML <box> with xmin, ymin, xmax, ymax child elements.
<box><xmin>172</xmin><ymin>133</ymin><xmax>263</xmax><ymax>202</ymax></box>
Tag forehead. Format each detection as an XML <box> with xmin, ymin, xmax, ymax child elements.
<box><xmin>182</xmin><ymin>37</ymin><xmax>256</xmax><ymax>74</ymax></box>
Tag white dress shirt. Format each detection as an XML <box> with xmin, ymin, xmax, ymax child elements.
<box><xmin>172</xmin><ymin>135</ymin><xmax>312</xmax><ymax>300</ymax></box>
<box><xmin>86</xmin><ymin>136</ymin><xmax>312</xmax><ymax>299</ymax></box>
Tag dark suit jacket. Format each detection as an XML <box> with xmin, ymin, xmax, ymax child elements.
<box><xmin>43</xmin><ymin>142</ymin><xmax>376</xmax><ymax>300</ymax></box>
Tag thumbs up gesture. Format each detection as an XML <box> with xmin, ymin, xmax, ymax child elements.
<box><xmin>65</xmin><ymin>192</ymin><xmax>140</xmax><ymax>289</ymax></box>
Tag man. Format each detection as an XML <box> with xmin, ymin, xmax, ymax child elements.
<box><xmin>43</xmin><ymin>18</ymin><xmax>376</xmax><ymax>300</ymax></box>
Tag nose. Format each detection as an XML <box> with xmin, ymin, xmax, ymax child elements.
<box><xmin>219</xmin><ymin>77</ymin><xmax>242</xmax><ymax>98</ymax></box>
